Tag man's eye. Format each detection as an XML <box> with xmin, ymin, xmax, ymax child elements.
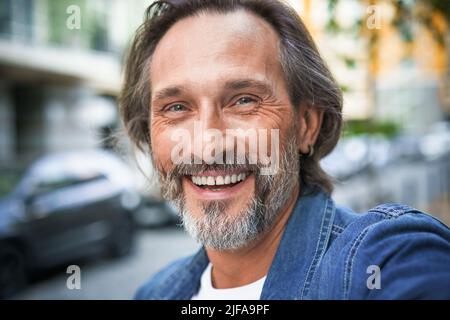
<box><xmin>234</xmin><ymin>96</ymin><xmax>258</xmax><ymax>107</ymax></box>
<box><xmin>166</xmin><ymin>104</ymin><xmax>187</xmax><ymax>112</ymax></box>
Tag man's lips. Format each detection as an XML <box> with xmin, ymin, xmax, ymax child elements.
<box><xmin>182</xmin><ymin>171</ymin><xmax>254</xmax><ymax>200</ymax></box>
<box><xmin>190</xmin><ymin>170</ymin><xmax>248</xmax><ymax>186</ymax></box>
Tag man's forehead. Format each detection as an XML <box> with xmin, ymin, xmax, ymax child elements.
<box><xmin>150</xmin><ymin>10</ymin><xmax>281</xmax><ymax>91</ymax></box>
<box><xmin>153</xmin><ymin>9</ymin><xmax>278</xmax><ymax>51</ymax></box>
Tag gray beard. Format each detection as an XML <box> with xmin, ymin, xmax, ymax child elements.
<box><xmin>159</xmin><ymin>135</ymin><xmax>300</xmax><ymax>251</ymax></box>
<box><xmin>176</xmin><ymin>196</ymin><xmax>264</xmax><ymax>251</ymax></box>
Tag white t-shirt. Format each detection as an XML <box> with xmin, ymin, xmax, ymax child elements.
<box><xmin>191</xmin><ymin>263</ymin><xmax>266</xmax><ymax>300</ymax></box>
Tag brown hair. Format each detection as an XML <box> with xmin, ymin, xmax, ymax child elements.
<box><xmin>119</xmin><ymin>0</ymin><xmax>343</xmax><ymax>194</ymax></box>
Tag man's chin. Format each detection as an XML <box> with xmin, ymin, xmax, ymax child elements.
<box><xmin>179</xmin><ymin>195</ymin><xmax>264</xmax><ymax>251</ymax></box>
<box><xmin>183</xmin><ymin>193</ymin><xmax>257</xmax><ymax>221</ymax></box>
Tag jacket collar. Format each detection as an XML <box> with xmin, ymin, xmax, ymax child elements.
<box><xmin>260</xmin><ymin>190</ymin><xmax>335</xmax><ymax>299</ymax></box>
<box><xmin>160</xmin><ymin>189</ymin><xmax>335</xmax><ymax>300</ymax></box>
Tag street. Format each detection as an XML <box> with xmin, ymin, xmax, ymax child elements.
<box><xmin>14</xmin><ymin>227</ymin><xmax>199</xmax><ymax>300</ymax></box>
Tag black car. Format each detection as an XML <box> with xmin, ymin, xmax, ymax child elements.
<box><xmin>0</xmin><ymin>150</ymin><xmax>140</xmax><ymax>297</ymax></box>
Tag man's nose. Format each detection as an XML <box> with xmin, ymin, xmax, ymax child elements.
<box><xmin>198</xmin><ymin>103</ymin><xmax>227</xmax><ymax>132</ymax></box>
<box><xmin>193</xmin><ymin>103</ymin><xmax>227</xmax><ymax>161</ymax></box>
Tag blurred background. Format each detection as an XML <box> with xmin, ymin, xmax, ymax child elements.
<box><xmin>0</xmin><ymin>0</ymin><xmax>449</xmax><ymax>299</ymax></box>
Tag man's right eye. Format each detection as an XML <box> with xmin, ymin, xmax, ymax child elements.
<box><xmin>166</xmin><ymin>103</ymin><xmax>187</xmax><ymax>112</ymax></box>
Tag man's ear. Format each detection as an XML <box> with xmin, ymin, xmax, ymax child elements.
<box><xmin>297</xmin><ymin>106</ymin><xmax>324</xmax><ymax>154</ymax></box>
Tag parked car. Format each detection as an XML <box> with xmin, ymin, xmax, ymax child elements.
<box><xmin>0</xmin><ymin>150</ymin><xmax>140</xmax><ymax>298</ymax></box>
<box><xmin>419</xmin><ymin>121</ymin><xmax>450</xmax><ymax>160</ymax></box>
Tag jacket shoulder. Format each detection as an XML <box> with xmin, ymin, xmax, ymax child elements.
<box><xmin>331</xmin><ymin>202</ymin><xmax>449</xmax><ymax>241</ymax></box>
<box><xmin>320</xmin><ymin>203</ymin><xmax>450</xmax><ymax>299</ymax></box>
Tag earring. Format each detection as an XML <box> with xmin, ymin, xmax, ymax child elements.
<box><xmin>308</xmin><ymin>144</ymin><xmax>314</xmax><ymax>157</ymax></box>
<box><xmin>300</xmin><ymin>144</ymin><xmax>315</xmax><ymax>157</ymax></box>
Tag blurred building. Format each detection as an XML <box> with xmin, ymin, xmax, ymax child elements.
<box><xmin>0</xmin><ymin>0</ymin><xmax>150</xmax><ymax>166</ymax></box>
<box><xmin>288</xmin><ymin>0</ymin><xmax>450</xmax><ymax>132</ymax></box>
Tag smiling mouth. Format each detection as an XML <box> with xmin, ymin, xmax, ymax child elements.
<box><xmin>188</xmin><ymin>172</ymin><xmax>250</xmax><ymax>191</ymax></box>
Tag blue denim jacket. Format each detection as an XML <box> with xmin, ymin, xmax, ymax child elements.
<box><xmin>135</xmin><ymin>190</ymin><xmax>450</xmax><ymax>299</ymax></box>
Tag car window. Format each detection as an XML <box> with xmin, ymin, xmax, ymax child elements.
<box><xmin>32</xmin><ymin>174</ymin><xmax>107</xmax><ymax>197</ymax></box>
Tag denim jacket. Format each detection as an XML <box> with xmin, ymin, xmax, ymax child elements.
<box><xmin>135</xmin><ymin>190</ymin><xmax>450</xmax><ymax>299</ymax></box>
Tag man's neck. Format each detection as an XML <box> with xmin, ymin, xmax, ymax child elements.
<box><xmin>205</xmin><ymin>187</ymin><xmax>300</xmax><ymax>289</ymax></box>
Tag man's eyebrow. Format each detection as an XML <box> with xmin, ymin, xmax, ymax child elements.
<box><xmin>223</xmin><ymin>79</ymin><xmax>274</xmax><ymax>95</ymax></box>
<box><xmin>152</xmin><ymin>79</ymin><xmax>274</xmax><ymax>102</ymax></box>
<box><xmin>152</xmin><ymin>86</ymin><xmax>186</xmax><ymax>102</ymax></box>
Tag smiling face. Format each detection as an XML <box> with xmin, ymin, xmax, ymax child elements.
<box><xmin>149</xmin><ymin>10</ymin><xmax>301</xmax><ymax>250</ymax></box>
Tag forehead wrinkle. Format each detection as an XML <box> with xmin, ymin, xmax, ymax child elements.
<box><xmin>152</xmin><ymin>74</ymin><xmax>276</xmax><ymax>104</ymax></box>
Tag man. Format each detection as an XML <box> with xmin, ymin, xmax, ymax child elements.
<box><xmin>120</xmin><ymin>0</ymin><xmax>450</xmax><ymax>299</ymax></box>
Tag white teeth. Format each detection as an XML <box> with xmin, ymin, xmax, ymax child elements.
<box><xmin>191</xmin><ymin>173</ymin><xmax>249</xmax><ymax>187</ymax></box>
<box><xmin>216</xmin><ymin>176</ymin><xmax>224</xmax><ymax>185</ymax></box>
<box><xmin>206</xmin><ymin>176</ymin><xmax>215</xmax><ymax>186</ymax></box>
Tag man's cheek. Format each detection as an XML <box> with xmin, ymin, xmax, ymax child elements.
<box><xmin>154</xmin><ymin>123</ymin><xmax>192</xmax><ymax>160</ymax></box>
<box><xmin>151</xmin><ymin>134</ymin><xmax>176</xmax><ymax>167</ymax></box>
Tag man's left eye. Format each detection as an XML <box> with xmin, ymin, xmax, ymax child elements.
<box><xmin>234</xmin><ymin>96</ymin><xmax>258</xmax><ymax>107</ymax></box>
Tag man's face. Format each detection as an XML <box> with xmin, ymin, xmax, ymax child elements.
<box><xmin>149</xmin><ymin>10</ymin><xmax>300</xmax><ymax>250</ymax></box>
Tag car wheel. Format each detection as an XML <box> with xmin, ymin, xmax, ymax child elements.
<box><xmin>0</xmin><ymin>243</ymin><xmax>27</xmax><ymax>298</ymax></box>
